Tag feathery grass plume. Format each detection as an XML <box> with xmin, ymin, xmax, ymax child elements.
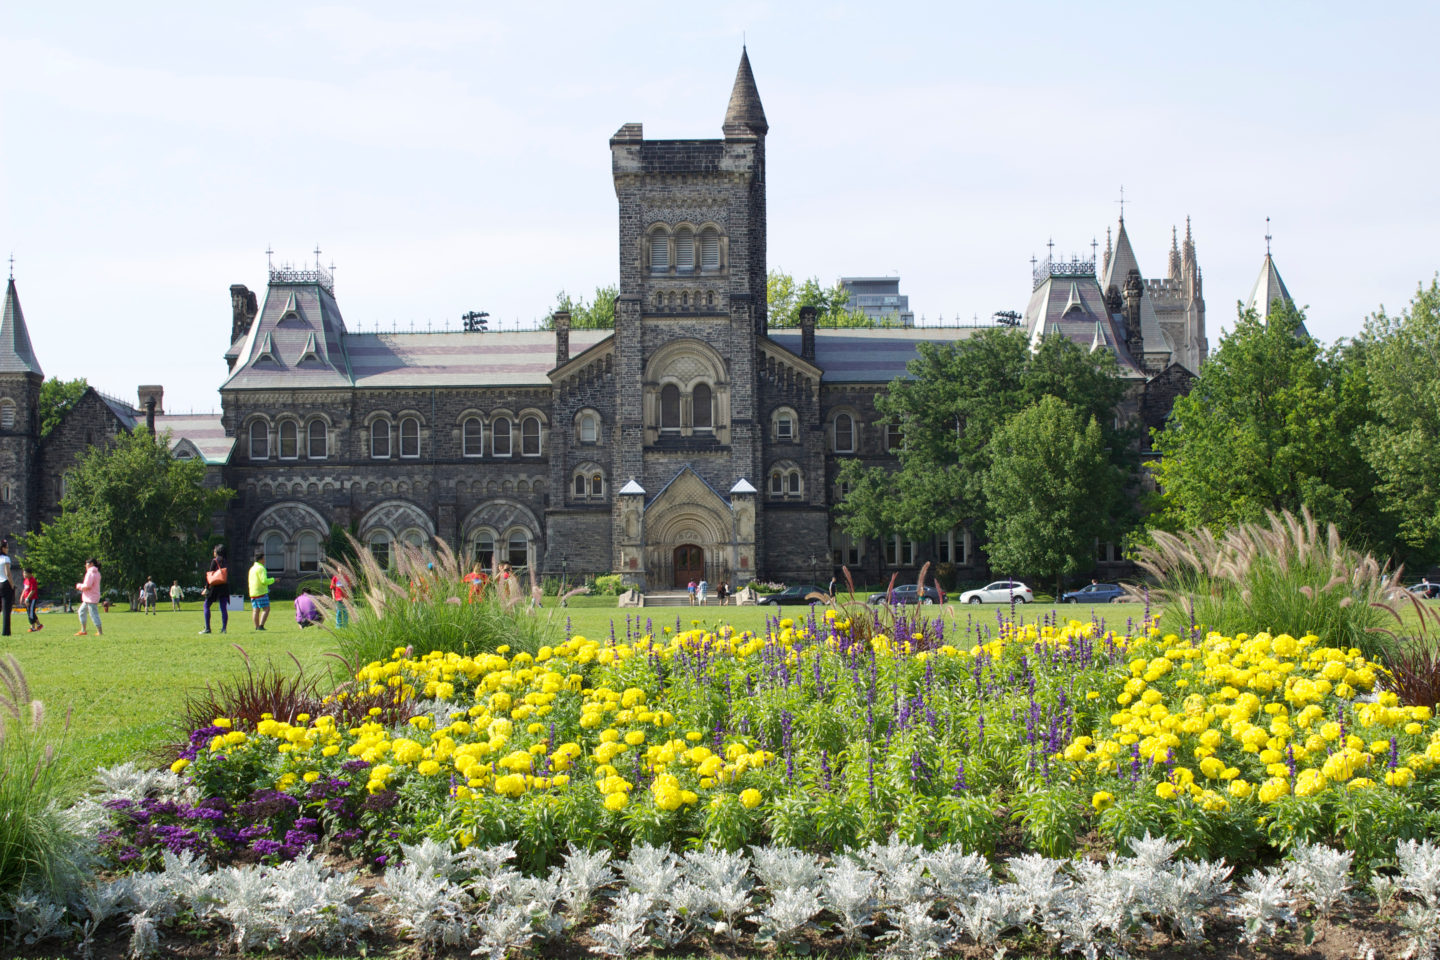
<box><xmin>0</xmin><ymin>655</ymin><xmax>83</xmax><ymax>904</ymax></box>
<box><xmin>1131</xmin><ymin>508</ymin><xmax>1398</xmax><ymax>659</ymax></box>
<box><xmin>321</xmin><ymin>532</ymin><xmax>564</xmax><ymax>678</ymax></box>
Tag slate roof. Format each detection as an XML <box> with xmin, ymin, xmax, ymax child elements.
<box><xmin>1023</xmin><ymin>273</ymin><xmax>1146</xmax><ymax>379</ymax></box>
<box><xmin>222</xmin><ymin>281</ymin><xmax>351</xmax><ymax>390</ymax></box>
<box><xmin>1099</xmin><ymin>219</ymin><xmax>1169</xmax><ymax>355</ymax></box>
<box><xmin>722</xmin><ymin>48</ymin><xmax>768</xmax><ymax>136</ymax></box>
<box><xmin>0</xmin><ymin>279</ymin><xmax>43</xmax><ymax>376</ymax></box>
<box><xmin>97</xmin><ymin>393</ymin><xmax>141</xmax><ymax>430</ymax></box>
<box><xmin>767</xmin><ymin>328</ymin><xmax>981</xmax><ymax>383</ymax></box>
<box><xmin>154</xmin><ymin>414</ymin><xmax>234</xmax><ymax>464</ymax></box>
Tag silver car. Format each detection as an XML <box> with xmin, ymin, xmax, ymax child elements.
<box><xmin>958</xmin><ymin>580</ymin><xmax>1035</xmax><ymax>604</ymax></box>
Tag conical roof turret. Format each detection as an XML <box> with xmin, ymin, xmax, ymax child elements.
<box><xmin>0</xmin><ymin>278</ymin><xmax>43</xmax><ymax>376</ymax></box>
<box><xmin>722</xmin><ymin>48</ymin><xmax>768</xmax><ymax>137</ymax></box>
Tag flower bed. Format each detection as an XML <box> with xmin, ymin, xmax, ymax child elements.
<box><xmin>99</xmin><ymin>610</ymin><xmax>1440</xmax><ymax>875</ymax></box>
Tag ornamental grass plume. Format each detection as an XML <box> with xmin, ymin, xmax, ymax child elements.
<box><xmin>0</xmin><ymin>655</ymin><xmax>83</xmax><ymax>904</ymax></box>
<box><xmin>1132</xmin><ymin>507</ymin><xmax>1398</xmax><ymax>660</ymax></box>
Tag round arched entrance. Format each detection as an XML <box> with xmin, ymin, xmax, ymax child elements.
<box><xmin>672</xmin><ymin>544</ymin><xmax>705</xmax><ymax>588</ymax></box>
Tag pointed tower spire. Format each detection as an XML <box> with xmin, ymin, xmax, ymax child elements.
<box><xmin>1102</xmin><ymin>226</ymin><xmax>1112</xmax><ymax>273</ymax></box>
<box><xmin>722</xmin><ymin>47</ymin><xmax>768</xmax><ymax>138</ymax></box>
<box><xmin>0</xmin><ymin>278</ymin><xmax>44</xmax><ymax>376</ymax></box>
<box><xmin>1168</xmin><ymin>226</ymin><xmax>1182</xmax><ymax>280</ymax></box>
<box><xmin>1183</xmin><ymin>215</ymin><xmax>1195</xmax><ymax>266</ymax></box>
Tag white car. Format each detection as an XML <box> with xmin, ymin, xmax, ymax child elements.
<box><xmin>958</xmin><ymin>580</ymin><xmax>1034</xmax><ymax>604</ymax></box>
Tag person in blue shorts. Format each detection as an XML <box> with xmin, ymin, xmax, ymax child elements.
<box><xmin>248</xmin><ymin>550</ymin><xmax>275</xmax><ymax>631</ymax></box>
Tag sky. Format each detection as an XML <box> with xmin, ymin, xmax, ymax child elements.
<box><xmin>3</xmin><ymin>2</ymin><xmax>1438</xmax><ymax>414</ymax></box>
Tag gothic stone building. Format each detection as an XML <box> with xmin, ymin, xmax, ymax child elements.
<box><xmin>0</xmin><ymin>52</ymin><xmax>1272</xmax><ymax>591</ymax></box>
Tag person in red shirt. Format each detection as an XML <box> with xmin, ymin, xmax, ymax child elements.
<box><xmin>463</xmin><ymin>564</ymin><xmax>488</xmax><ymax>603</ymax></box>
<box><xmin>20</xmin><ymin>567</ymin><xmax>41</xmax><ymax>633</ymax></box>
<box><xmin>330</xmin><ymin>572</ymin><xmax>349</xmax><ymax>628</ymax></box>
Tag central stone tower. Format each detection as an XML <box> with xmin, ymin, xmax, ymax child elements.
<box><xmin>609</xmin><ymin>50</ymin><xmax>770</xmax><ymax>590</ymax></box>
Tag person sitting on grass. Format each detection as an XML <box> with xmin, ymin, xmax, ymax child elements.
<box><xmin>248</xmin><ymin>551</ymin><xmax>275</xmax><ymax>631</ymax></box>
<box><xmin>294</xmin><ymin>590</ymin><xmax>323</xmax><ymax>629</ymax></box>
<box><xmin>20</xmin><ymin>567</ymin><xmax>41</xmax><ymax>633</ymax></box>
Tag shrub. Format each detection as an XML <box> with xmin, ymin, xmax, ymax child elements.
<box><xmin>592</xmin><ymin>574</ymin><xmax>623</xmax><ymax>596</ymax></box>
<box><xmin>0</xmin><ymin>656</ymin><xmax>83</xmax><ymax>902</ymax></box>
<box><xmin>1134</xmin><ymin>508</ymin><xmax>1397</xmax><ymax>660</ymax></box>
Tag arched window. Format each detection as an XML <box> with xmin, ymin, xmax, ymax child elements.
<box><xmin>675</xmin><ymin>228</ymin><xmax>694</xmax><ymax>272</ymax></box>
<box><xmin>693</xmin><ymin>383</ymin><xmax>713</xmax><ymax>430</ymax></box>
<box><xmin>507</xmin><ymin>530</ymin><xmax>530</xmax><ymax>568</ymax></box>
<box><xmin>776</xmin><ymin>411</ymin><xmax>795</xmax><ymax>442</ymax></box>
<box><xmin>649</xmin><ymin>230</ymin><xmax>670</xmax><ymax>273</ymax></box>
<box><xmin>249</xmin><ymin>421</ymin><xmax>269</xmax><ymax>460</ymax></box>
<box><xmin>263</xmin><ymin>533</ymin><xmax>285</xmax><ymax>572</ymax></box>
<box><xmin>370</xmin><ymin>420</ymin><xmax>391</xmax><ymax>459</ymax></box>
<box><xmin>463</xmin><ymin>417</ymin><xmax>483</xmax><ymax>457</ymax></box>
<box><xmin>579</xmin><ymin>412</ymin><xmax>598</xmax><ymax>444</ymax></box>
<box><xmin>788</xmin><ymin>471</ymin><xmax>803</xmax><ymax>495</ymax></box>
<box><xmin>0</xmin><ymin>400</ymin><xmax>15</xmax><ymax>429</ymax></box>
<box><xmin>574</xmin><ymin>473</ymin><xmax>587</xmax><ymax>497</ymax></box>
<box><xmin>590</xmin><ymin>473</ymin><xmax>604</xmax><ymax>497</ymax></box>
<box><xmin>368</xmin><ymin>531</ymin><xmax>391</xmax><ymax>569</ymax></box>
<box><xmin>834</xmin><ymin>413</ymin><xmax>855</xmax><ymax>454</ymax></box>
<box><xmin>700</xmin><ymin>228</ymin><xmax>721</xmax><ymax>271</ymax></box>
<box><xmin>400</xmin><ymin>529</ymin><xmax>425</xmax><ymax>550</ymax></box>
<box><xmin>770</xmin><ymin>470</ymin><xmax>783</xmax><ymax>495</ymax></box>
<box><xmin>492</xmin><ymin>417</ymin><xmax>512</xmax><ymax>457</ymax></box>
<box><xmin>472</xmin><ymin>531</ymin><xmax>495</xmax><ymax>568</ymax></box>
<box><xmin>399</xmin><ymin>416</ymin><xmax>420</xmax><ymax>458</ymax></box>
<box><xmin>660</xmin><ymin>385</ymin><xmax>681</xmax><ymax>430</ymax></box>
<box><xmin>307</xmin><ymin>419</ymin><xmax>327</xmax><ymax>459</ymax></box>
<box><xmin>520</xmin><ymin>416</ymin><xmax>541</xmax><ymax>456</ymax></box>
<box><xmin>278</xmin><ymin>420</ymin><xmax>298</xmax><ymax>459</ymax></box>
<box><xmin>296</xmin><ymin>532</ymin><xmax>321</xmax><ymax>573</ymax></box>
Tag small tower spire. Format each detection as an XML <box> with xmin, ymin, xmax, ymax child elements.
<box><xmin>722</xmin><ymin>47</ymin><xmax>768</xmax><ymax>137</ymax></box>
<box><xmin>1168</xmin><ymin>226</ymin><xmax>1182</xmax><ymax>280</ymax></box>
<box><xmin>0</xmin><ymin>277</ymin><xmax>44</xmax><ymax>377</ymax></box>
<box><xmin>1265</xmin><ymin>216</ymin><xmax>1272</xmax><ymax>256</ymax></box>
<box><xmin>1103</xmin><ymin>226</ymin><xmax>1112</xmax><ymax>273</ymax></box>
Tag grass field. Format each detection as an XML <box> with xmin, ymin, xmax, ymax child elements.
<box><xmin>5</xmin><ymin>593</ymin><xmax>1424</xmax><ymax>798</ymax></box>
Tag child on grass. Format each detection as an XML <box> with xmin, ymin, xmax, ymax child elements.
<box><xmin>20</xmin><ymin>568</ymin><xmax>41</xmax><ymax>632</ymax></box>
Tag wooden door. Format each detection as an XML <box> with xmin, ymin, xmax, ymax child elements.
<box><xmin>673</xmin><ymin>544</ymin><xmax>704</xmax><ymax>589</ymax></box>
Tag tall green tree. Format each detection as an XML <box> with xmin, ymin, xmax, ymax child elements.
<box><xmin>1356</xmin><ymin>278</ymin><xmax>1440</xmax><ymax>560</ymax></box>
<box><xmin>767</xmin><ymin>270</ymin><xmax>877</xmax><ymax>328</ymax></box>
<box><xmin>23</xmin><ymin>429</ymin><xmax>233</xmax><ymax>597</ymax></box>
<box><xmin>1149</xmin><ymin>301</ymin><xmax>1383</xmax><ymax>544</ymax></box>
<box><xmin>983</xmin><ymin>396</ymin><xmax>1118</xmax><ymax>594</ymax></box>
<box><xmin>551</xmin><ymin>285</ymin><xmax>618</xmax><ymax>329</ymax></box>
<box><xmin>38</xmin><ymin>377</ymin><xmax>87</xmax><ymax>437</ymax></box>
<box><xmin>835</xmin><ymin>328</ymin><xmax>1131</xmax><ymax>546</ymax></box>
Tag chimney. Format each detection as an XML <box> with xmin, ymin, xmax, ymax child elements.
<box><xmin>138</xmin><ymin>385</ymin><xmax>164</xmax><ymax>416</ymax></box>
<box><xmin>144</xmin><ymin>396</ymin><xmax>156</xmax><ymax>433</ymax></box>
<box><xmin>799</xmin><ymin>305</ymin><xmax>817</xmax><ymax>363</ymax></box>
<box><xmin>553</xmin><ymin>310</ymin><xmax>571</xmax><ymax>365</ymax></box>
<box><xmin>230</xmin><ymin>284</ymin><xmax>258</xmax><ymax>343</ymax></box>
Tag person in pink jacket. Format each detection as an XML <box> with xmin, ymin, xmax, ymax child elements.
<box><xmin>75</xmin><ymin>557</ymin><xmax>103</xmax><ymax>636</ymax></box>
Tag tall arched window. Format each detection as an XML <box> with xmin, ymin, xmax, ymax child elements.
<box><xmin>693</xmin><ymin>383</ymin><xmax>713</xmax><ymax>430</ymax></box>
<box><xmin>675</xmin><ymin>228</ymin><xmax>694</xmax><ymax>271</ymax></box>
<box><xmin>520</xmin><ymin>416</ymin><xmax>541</xmax><ymax>456</ymax></box>
<box><xmin>492</xmin><ymin>417</ymin><xmax>512</xmax><ymax>457</ymax></box>
<box><xmin>249</xmin><ymin>421</ymin><xmax>269</xmax><ymax>460</ymax></box>
<box><xmin>296</xmin><ymin>532</ymin><xmax>321</xmax><ymax>573</ymax></box>
<box><xmin>700</xmin><ymin>228</ymin><xmax>721</xmax><ymax>271</ymax></box>
<box><xmin>370</xmin><ymin>420</ymin><xmax>391</xmax><ymax>459</ymax></box>
<box><xmin>579</xmin><ymin>412</ymin><xmax>598</xmax><ymax>444</ymax></box>
<box><xmin>649</xmin><ymin>230</ymin><xmax>670</xmax><ymax>273</ymax></box>
<box><xmin>507</xmin><ymin>530</ymin><xmax>530</xmax><ymax>568</ymax></box>
<box><xmin>307</xmin><ymin>419</ymin><xmax>327</xmax><ymax>459</ymax></box>
<box><xmin>463</xmin><ymin>417</ymin><xmax>483</xmax><ymax>457</ymax></box>
<box><xmin>278</xmin><ymin>420</ymin><xmax>298</xmax><ymax>459</ymax></box>
<box><xmin>834</xmin><ymin>413</ymin><xmax>855</xmax><ymax>453</ymax></box>
<box><xmin>660</xmin><ymin>385</ymin><xmax>681</xmax><ymax>431</ymax></box>
<box><xmin>590</xmin><ymin>472</ymin><xmax>604</xmax><ymax>497</ymax></box>
<box><xmin>263</xmin><ymin>533</ymin><xmax>285</xmax><ymax>572</ymax></box>
<box><xmin>368</xmin><ymin>531</ymin><xmax>391</xmax><ymax>569</ymax></box>
<box><xmin>399</xmin><ymin>417</ymin><xmax>420</xmax><ymax>458</ymax></box>
<box><xmin>573</xmin><ymin>473</ymin><xmax>587</xmax><ymax>497</ymax></box>
<box><xmin>0</xmin><ymin>400</ymin><xmax>15</xmax><ymax>429</ymax></box>
<box><xmin>472</xmin><ymin>531</ymin><xmax>495</xmax><ymax>568</ymax></box>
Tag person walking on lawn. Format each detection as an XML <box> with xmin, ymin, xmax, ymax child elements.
<box><xmin>21</xmin><ymin>567</ymin><xmax>41</xmax><ymax>632</ymax></box>
<box><xmin>0</xmin><ymin>540</ymin><xmax>13</xmax><ymax>637</ymax></box>
<box><xmin>248</xmin><ymin>551</ymin><xmax>275</xmax><ymax>631</ymax></box>
<box><xmin>330</xmin><ymin>570</ymin><xmax>349</xmax><ymax>627</ymax></box>
<box><xmin>201</xmin><ymin>544</ymin><xmax>230</xmax><ymax>634</ymax></box>
<box><xmin>169</xmin><ymin>580</ymin><xmax>183</xmax><ymax>611</ymax></box>
<box><xmin>142</xmin><ymin>576</ymin><xmax>157</xmax><ymax>615</ymax></box>
<box><xmin>75</xmin><ymin>557</ymin><xmax>103</xmax><ymax>636</ymax></box>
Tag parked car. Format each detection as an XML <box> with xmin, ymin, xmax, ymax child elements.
<box><xmin>1060</xmin><ymin>582</ymin><xmax>1127</xmax><ymax>604</ymax></box>
<box><xmin>867</xmin><ymin>584</ymin><xmax>946</xmax><ymax>605</ymax></box>
<box><xmin>1410</xmin><ymin>581</ymin><xmax>1440</xmax><ymax>599</ymax></box>
<box><xmin>958</xmin><ymin>581</ymin><xmax>1034</xmax><ymax>604</ymax></box>
<box><xmin>756</xmin><ymin>584</ymin><xmax>828</xmax><ymax>606</ymax></box>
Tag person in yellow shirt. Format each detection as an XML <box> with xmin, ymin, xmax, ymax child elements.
<box><xmin>248</xmin><ymin>551</ymin><xmax>275</xmax><ymax>631</ymax></box>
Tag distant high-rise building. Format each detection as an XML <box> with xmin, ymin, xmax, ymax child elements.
<box><xmin>840</xmin><ymin>277</ymin><xmax>914</xmax><ymax>327</ymax></box>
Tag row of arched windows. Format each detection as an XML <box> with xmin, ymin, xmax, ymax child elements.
<box><xmin>250</xmin><ymin>418</ymin><xmax>331</xmax><ymax>461</ymax></box>
<box><xmin>659</xmin><ymin>383</ymin><xmax>713</xmax><ymax>431</ymax></box>
<box><xmin>262</xmin><ymin>530</ymin><xmax>325</xmax><ymax>573</ymax></box>
<box><xmin>459</xmin><ymin>416</ymin><xmax>543</xmax><ymax>459</ymax></box>
<box><xmin>648</xmin><ymin>225</ymin><xmax>724</xmax><ymax>273</ymax></box>
<box><xmin>247</xmin><ymin>414</ymin><xmax>548</xmax><ymax>461</ymax></box>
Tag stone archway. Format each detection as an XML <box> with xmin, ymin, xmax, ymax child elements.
<box><xmin>673</xmin><ymin>544</ymin><xmax>705</xmax><ymax>588</ymax></box>
<box><xmin>642</xmin><ymin>468</ymin><xmax>733</xmax><ymax>589</ymax></box>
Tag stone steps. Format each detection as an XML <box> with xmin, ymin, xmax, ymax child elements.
<box><xmin>639</xmin><ymin>591</ymin><xmax>727</xmax><ymax>608</ymax></box>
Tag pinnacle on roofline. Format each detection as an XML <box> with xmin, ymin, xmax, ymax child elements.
<box><xmin>722</xmin><ymin>47</ymin><xmax>768</xmax><ymax>137</ymax></box>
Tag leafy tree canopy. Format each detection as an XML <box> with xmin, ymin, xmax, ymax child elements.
<box><xmin>767</xmin><ymin>270</ymin><xmax>879</xmax><ymax>328</ymax></box>
<box><xmin>38</xmin><ymin>377</ymin><xmax>88</xmax><ymax>437</ymax></box>
<box><xmin>1148</xmin><ymin>300</ymin><xmax>1385</xmax><ymax>549</ymax></box>
<box><xmin>550</xmin><ymin>285</ymin><xmax>617</xmax><ymax>329</ymax></box>
<box><xmin>1355</xmin><ymin>278</ymin><xmax>1440</xmax><ymax>559</ymax></box>
<box><xmin>983</xmin><ymin>395</ymin><xmax>1119</xmax><ymax>595</ymax></box>
<box><xmin>23</xmin><ymin>429</ymin><xmax>233</xmax><ymax>595</ymax></box>
<box><xmin>835</xmin><ymin>328</ymin><xmax>1132</xmax><ymax>547</ymax></box>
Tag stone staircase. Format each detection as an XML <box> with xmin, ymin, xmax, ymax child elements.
<box><xmin>639</xmin><ymin>590</ymin><xmax>726</xmax><ymax>608</ymax></box>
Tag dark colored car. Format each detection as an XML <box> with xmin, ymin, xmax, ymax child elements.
<box><xmin>867</xmin><ymin>584</ymin><xmax>946</xmax><ymax>605</ymax></box>
<box><xmin>756</xmin><ymin>584</ymin><xmax>829</xmax><ymax>606</ymax></box>
<box><xmin>1060</xmin><ymin>582</ymin><xmax>1127</xmax><ymax>604</ymax></box>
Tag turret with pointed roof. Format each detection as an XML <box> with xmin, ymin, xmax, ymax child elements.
<box><xmin>0</xmin><ymin>276</ymin><xmax>45</xmax><ymax>543</ymax></box>
<box><xmin>1246</xmin><ymin>245</ymin><xmax>1307</xmax><ymax>337</ymax></box>
<box><xmin>0</xmin><ymin>278</ymin><xmax>43</xmax><ymax>377</ymax></box>
<box><xmin>722</xmin><ymin>48</ymin><xmax>768</xmax><ymax>138</ymax></box>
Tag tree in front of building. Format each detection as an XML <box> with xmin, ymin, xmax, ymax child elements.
<box><xmin>38</xmin><ymin>377</ymin><xmax>88</xmax><ymax>437</ymax></box>
<box><xmin>23</xmin><ymin>429</ymin><xmax>233</xmax><ymax>601</ymax></box>
<box><xmin>551</xmin><ymin>286</ymin><xmax>618</xmax><ymax>329</ymax></box>
<box><xmin>835</xmin><ymin>328</ymin><xmax>1132</xmax><ymax>561</ymax></box>
<box><xmin>1148</xmin><ymin>300</ymin><xmax>1385</xmax><ymax>548</ymax></box>
<box><xmin>983</xmin><ymin>396</ymin><xmax>1120</xmax><ymax>597</ymax></box>
<box><xmin>766</xmin><ymin>270</ymin><xmax>876</xmax><ymax>328</ymax></box>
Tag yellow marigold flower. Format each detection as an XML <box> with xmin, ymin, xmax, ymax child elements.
<box><xmin>1229</xmin><ymin>779</ymin><xmax>1253</xmax><ymax>799</ymax></box>
<box><xmin>1387</xmin><ymin>767</ymin><xmax>1416</xmax><ymax>788</ymax></box>
<box><xmin>1346</xmin><ymin>777</ymin><xmax>1376</xmax><ymax>791</ymax></box>
<box><xmin>1258</xmin><ymin>777</ymin><xmax>1290</xmax><ymax>803</ymax></box>
<box><xmin>604</xmin><ymin>791</ymin><xmax>628</xmax><ymax>812</ymax></box>
<box><xmin>213</xmin><ymin>717</ymin><xmax>232</xmax><ymax>729</ymax></box>
<box><xmin>1092</xmin><ymin>791</ymin><xmax>1115</xmax><ymax>811</ymax></box>
<box><xmin>303</xmin><ymin>771</ymin><xmax>320</xmax><ymax>783</ymax></box>
<box><xmin>1156</xmin><ymin>782</ymin><xmax>1177</xmax><ymax>800</ymax></box>
<box><xmin>740</xmin><ymin>788</ymin><xmax>763</xmax><ymax>809</ymax></box>
<box><xmin>170</xmin><ymin>758</ymin><xmax>190</xmax><ymax>774</ymax></box>
<box><xmin>625</xmin><ymin>731</ymin><xmax>646</xmax><ymax>746</ymax></box>
<box><xmin>417</xmin><ymin>760</ymin><xmax>442</xmax><ymax>776</ymax></box>
<box><xmin>1294</xmin><ymin>769</ymin><xmax>1328</xmax><ymax>797</ymax></box>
